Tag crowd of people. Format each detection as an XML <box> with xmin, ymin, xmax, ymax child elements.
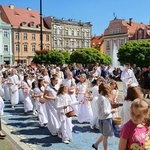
<box><xmin>0</xmin><ymin>62</ymin><xmax>149</xmax><ymax>149</ymax></box>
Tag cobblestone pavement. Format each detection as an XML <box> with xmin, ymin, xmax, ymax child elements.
<box><xmin>2</xmin><ymin>101</ymin><xmax>120</xmax><ymax>150</ymax></box>
<box><xmin>1</xmin><ymin>82</ymin><xmax>124</xmax><ymax>150</ymax></box>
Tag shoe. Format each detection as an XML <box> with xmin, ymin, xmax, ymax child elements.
<box><xmin>11</xmin><ymin>106</ymin><xmax>15</xmax><ymax>109</ymax></box>
<box><xmin>58</xmin><ymin>132</ymin><xmax>62</xmax><ymax>138</ymax></box>
<box><xmin>63</xmin><ymin>140</ymin><xmax>70</xmax><ymax>144</ymax></box>
<box><xmin>92</xmin><ymin>144</ymin><xmax>98</xmax><ymax>150</ymax></box>
<box><xmin>0</xmin><ymin>135</ymin><xmax>6</xmax><ymax>138</ymax></box>
<box><xmin>90</xmin><ymin>126</ymin><xmax>94</xmax><ymax>129</ymax></box>
<box><xmin>51</xmin><ymin>133</ymin><xmax>57</xmax><ymax>137</ymax></box>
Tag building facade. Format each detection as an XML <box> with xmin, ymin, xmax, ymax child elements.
<box><xmin>44</xmin><ymin>17</ymin><xmax>92</xmax><ymax>52</ymax></box>
<box><xmin>103</xmin><ymin>17</ymin><xmax>150</xmax><ymax>66</ymax></box>
<box><xmin>0</xmin><ymin>4</ymin><xmax>51</xmax><ymax>65</ymax></box>
<box><xmin>91</xmin><ymin>35</ymin><xmax>104</xmax><ymax>53</ymax></box>
<box><xmin>0</xmin><ymin>18</ymin><xmax>13</xmax><ymax>65</ymax></box>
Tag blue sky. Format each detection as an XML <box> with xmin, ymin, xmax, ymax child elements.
<box><xmin>1</xmin><ymin>0</ymin><xmax>150</xmax><ymax>35</ymax></box>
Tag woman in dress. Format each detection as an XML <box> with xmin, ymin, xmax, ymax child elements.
<box><xmin>43</xmin><ymin>75</ymin><xmax>61</xmax><ymax>136</ymax></box>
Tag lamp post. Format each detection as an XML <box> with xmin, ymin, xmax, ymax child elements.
<box><xmin>18</xmin><ymin>27</ymin><xmax>20</xmax><ymax>64</ymax></box>
<box><xmin>40</xmin><ymin>0</ymin><xmax>43</xmax><ymax>50</ymax></box>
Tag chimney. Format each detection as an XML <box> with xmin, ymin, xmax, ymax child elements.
<box><xmin>27</xmin><ymin>7</ymin><xmax>32</xmax><ymax>11</ymax></box>
<box><xmin>9</xmin><ymin>4</ymin><xmax>14</xmax><ymax>9</ymax></box>
<box><xmin>129</xmin><ymin>18</ymin><xmax>133</xmax><ymax>26</ymax></box>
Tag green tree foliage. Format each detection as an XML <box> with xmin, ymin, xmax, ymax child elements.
<box><xmin>70</xmin><ymin>48</ymin><xmax>111</xmax><ymax>65</ymax></box>
<box><xmin>32</xmin><ymin>50</ymin><xmax>65</xmax><ymax>65</ymax></box>
<box><xmin>118</xmin><ymin>41</ymin><xmax>150</xmax><ymax>67</ymax></box>
<box><xmin>61</xmin><ymin>51</ymin><xmax>71</xmax><ymax>64</ymax></box>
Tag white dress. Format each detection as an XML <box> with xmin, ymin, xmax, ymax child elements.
<box><xmin>34</xmin><ymin>86</ymin><xmax>48</xmax><ymax>127</ymax></box>
<box><xmin>121</xmin><ymin>100</ymin><xmax>132</xmax><ymax>126</ymax></box>
<box><xmin>18</xmin><ymin>74</ymin><xmax>25</xmax><ymax>103</ymax></box>
<box><xmin>55</xmin><ymin>93</ymin><xmax>78</xmax><ymax>142</ymax></box>
<box><xmin>76</xmin><ymin>82</ymin><xmax>93</xmax><ymax>123</ymax></box>
<box><xmin>2</xmin><ymin>77</ymin><xmax>10</xmax><ymax>101</ymax></box>
<box><xmin>21</xmin><ymin>80</ymin><xmax>33</xmax><ymax>113</ymax></box>
<box><xmin>45</xmin><ymin>84</ymin><xmax>61</xmax><ymax>135</ymax></box>
<box><xmin>90</xmin><ymin>85</ymin><xmax>99</xmax><ymax>129</ymax></box>
<box><xmin>0</xmin><ymin>96</ymin><xmax>4</xmax><ymax>116</ymax></box>
<box><xmin>121</xmin><ymin>69</ymin><xmax>138</xmax><ymax>96</ymax></box>
<box><xmin>8</xmin><ymin>74</ymin><xmax>19</xmax><ymax>106</ymax></box>
<box><xmin>63</xmin><ymin>78</ymin><xmax>78</xmax><ymax>116</ymax></box>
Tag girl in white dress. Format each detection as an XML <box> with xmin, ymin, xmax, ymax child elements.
<box><xmin>76</xmin><ymin>74</ymin><xmax>93</xmax><ymax>123</ymax></box>
<box><xmin>43</xmin><ymin>75</ymin><xmax>61</xmax><ymax>136</ymax></box>
<box><xmin>63</xmin><ymin>71</ymin><xmax>78</xmax><ymax>116</ymax></box>
<box><xmin>34</xmin><ymin>77</ymin><xmax>48</xmax><ymax>127</ymax></box>
<box><xmin>21</xmin><ymin>74</ymin><xmax>33</xmax><ymax>113</ymax></box>
<box><xmin>55</xmin><ymin>83</ymin><xmax>83</xmax><ymax>144</ymax></box>
<box><xmin>90</xmin><ymin>77</ymin><xmax>104</xmax><ymax>129</ymax></box>
<box><xmin>1</xmin><ymin>71</ymin><xmax>10</xmax><ymax>101</ymax></box>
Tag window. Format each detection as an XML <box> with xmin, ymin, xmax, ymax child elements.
<box><xmin>86</xmin><ymin>32</ymin><xmax>89</xmax><ymax>37</ymax></box>
<box><xmin>16</xmin><ymin>32</ymin><xmax>19</xmax><ymax>39</ymax></box>
<box><xmin>32</xmin><ymin>34</ymin><xmax>36</xmax><ymax>40</ymax></box>
<box><xmin>32</xmin><ymin>44</ymin><xmax>36</xmax><ymax>52</ymax></box>
<box><xmin>46</xmin><ymin>35</ymin><xmax>50</xmax><ymax>41</ymax></box>
<box><xmin>46</xmin><ymin>45</ymin><xmax>50</xmax><ymax>50</ymax></box>
<box><xmin>116</xmin><ymin>28</ymin><xmax>120</xmax><ymax>34</ymax></box>
<box><xmin>72</xmin><ymin>41</ymin><xmax>74</xmax><ymax>47</ymax></box>
<box><xmin>60</xmin><ymin>29</ymin><xmax>63</xmax><ymax>35</ymax></box>
<box><xmin>77</xmin><ymin>41</ymin><xmax>80</xmax><ymax>47</ymax></box>
<box><xmin>54</xmin><ymin>40</ymin><xmax>57</xmax><ymax>46</ymax></box>
<box><xmin>4</xmin><ymin>31</ymin><xmax>8</xmax><ymax>38</ymax></box>
<box><xmin>60</xmin><ymin>40</ymin><xmax>63</xmax><ymax>46</ymax></box>
<box><xmin>24</xmin><ymin>33</ymin><xmax>27</xmax><ymax>39</ymax></box>
<box><xmin>66</xmin><ymin>29</ymin><xmax>68</xmax><ymax>35</ymax></box>
<box><xmin>66</xmin><ymin>40</ymin><xmax>69</xmax><ymax>46</ymax></box>
<box><xmin>54</xmin><ymin>29</ymin><xmax>57</xmax><ymax>34</ymax></box>
<box><xmin>72</xmin><ymin>30</ymin><xmax>74</xmax><ymax>36</ymax></box>
<box><xmin>16</xmin><ymin>44</ymin><xmax>20</xmax><ymax>52</ymax></box>
<box><xmin>82</xmin><ymin>32</ymin><xmax>85</xmax><ymax>37</ymax></box>
<box><xmin>24</xmin><ymin>44</ymin><xmax>28</xmax><ymax>52</ymax></box>
<box><xmin>77</xmin><ymin>30</ymin><xmax>80</xmax><ymax>36</ymax></box>
<box><xmin>4</xmin><ymin>45</ymin><xmax>8</xmax><ymax>51</ymax></box>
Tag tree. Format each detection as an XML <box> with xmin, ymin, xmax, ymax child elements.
<box><xmin>32</xmin><ymin>50</ymin><xmax>65</xmax><ymax>65</ymax></box>
<box><xmin>61</xmin><ymin>51</ymin><xmax>71</xmax><ymax>64</ymax></box>
<box><xmin>118</xmin><ymin>41</ymin><xmax>150</xmax><ymax>67</ymax></box>
<box><xmin>48</xmin><ymin>50</ymin><xmax>65</xmax><ymax>65</ymax></box>
<box><xmin>70</xmin><ymin>48</ymin><xmax>111</xmax><ymax>65</ymax></box>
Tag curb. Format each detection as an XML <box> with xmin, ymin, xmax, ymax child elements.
<box><xmin>2</xmin><ymin>120</ymin><xmax>37</xmax><ymax>150</ymax></box>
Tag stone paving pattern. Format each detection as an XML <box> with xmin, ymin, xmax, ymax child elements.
<box><xmin>2</xmin><ymin>101</ymin><xmax>120</xmax><ymax>150</ymax></box>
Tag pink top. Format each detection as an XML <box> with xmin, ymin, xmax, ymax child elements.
<box><xmin>120</xmin><ymin>120</ymin><xmax>147</xmax><ymax>150</ymax></box>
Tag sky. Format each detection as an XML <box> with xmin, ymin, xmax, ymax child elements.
<box><xmin>1</xmin><ymin>0</ymin><xmax>150</xmax><ymax>35</ymax></box>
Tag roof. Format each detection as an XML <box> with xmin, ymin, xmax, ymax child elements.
<box><xmin>91</xmin><ymin>36</ymin><xmax>104</xmax><ymax>46</ymax></box>
<box><xmin>122</xmin><ymin>20</ymin><xmax>147</xmax><ymax>35</ymax></box>
<box><xmin>1</xmin><ymin>5</ymin><xmax>46</xmax><ymax>28</ymax></box>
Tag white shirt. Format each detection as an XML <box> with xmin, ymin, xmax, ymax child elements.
<box><xmin>97</xmin><ymin>94</ymin><xmax>112</xmax><ymax>120</ymax></box>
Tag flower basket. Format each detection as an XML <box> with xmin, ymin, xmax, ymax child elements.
<box><xmin>65</xmin><ymin>105</ymin><xmax>75</xmax><ymax>118</ymax></box>
<box><xmin>113</xmin><ymin>117</ymin><xmax>122</xmax><ymax>125</ymax></box>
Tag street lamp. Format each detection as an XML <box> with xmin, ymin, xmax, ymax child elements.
<box><xmin>18</xmin><ymin>27</ymin><xmax>20</xmax><ymax>64</ymax></box>
<box><xmin>40</xmin><ymin>0</ymin><xmax>43</xmax><ymax>50</ymax></box>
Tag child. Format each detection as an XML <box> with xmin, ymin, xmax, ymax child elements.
<box><xmin>119</xmin><ymin>98</ymin><xmax>150</xmax><ymax>150</ymax></box>
<box><xmin>76</xmin><ymin>74</ymin><xmax>93</xmax><ymax>123</ymax></box>
<box><xmin>55</xmin><ymin>83</ymin><xmax>83</xmax><ymax>144</ymax></box>
<box><xmin>121</xmin><ymin>85</ymin><xmax>142</xmax><ymax>125</ymax></box>
<box><xmin>92</xmin><ymin>83</ymin><xmax>116</xmax><ymax>150</ymax></box>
